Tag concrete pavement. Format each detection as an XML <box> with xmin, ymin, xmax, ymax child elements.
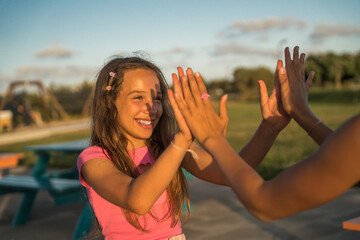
<box><xmin>1</xmin><ymin>121</ymin><xmax>360</xmax><ymax>239</ymax></box>
<box><xmin>0</xmin><ymin>173</ymin><xmax>360</xmax><ymax>239</ymax></box>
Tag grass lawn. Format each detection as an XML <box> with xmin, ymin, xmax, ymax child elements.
<box><xmin>225</xmin><ymin>102</ymin><xmax>359</xmax><ymax>179</ymax></box>
<box><xmin>1</xmin><ymin>101</ymin><xmax>359</xmax><ymax>179</ymax></box>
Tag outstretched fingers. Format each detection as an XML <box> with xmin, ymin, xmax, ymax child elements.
<box><xmin>173</xmin><ymin>67</ymin><xmax>185</xmax><ymax>98</ymax></box>
<box><xmin>284</xmin><ymin>47</ymin><xmax>297</xmax><ymax>84</ymax></box>
<box><xmin>186</xmin><ymin>68</ymin><xmax>202</xmax><ymax>105</ymax></box>
<box><xmin>180</xmin><ymin>74</ymin><xmax>196</xmax><ymax>111</ymax></box>
<box><xmin>305</xmin><ymin>71</ymin><xmax>315</xmax><ymax>92</ymax></box>
<box><xmin>278</xmin><ymin>67</ymin><xmax>289</xmax><ymax>94</ymax></box>
<box><xmin>274</xmin><ymin>60</ymin><xmax>283</xmax><ymax>97</ymax></box>
<box><xmin>219</xmin><ymin>94</ymin><xmax>229</xmax><ymax>136</ymax></box>
<box><xmin>194</xmin><ymin>71</ymin><xmax>212</xmax><ymax>109</ymax></box>
<box><xmin>258</xmin><ymin>80</ymin><xmax>269</xmax><ymax>114</ymax></box>
<box><xmin>300</xmin><ymin>53</ymin><xmax>306</xmax><ymax>82</ymax></box>
<box><xmin>292</xmin><ymin>46</ymin><xmax>301</xmax><ymax>81</ymax></box>
<box><xmin>168</xmin><ymin>89</ymin><xmax>182</xmax><ymax>120</ymax></box>
<box><xmin>173</xmin><ymin>89</ymin><xmax>192</xmax><ymax>120</ymax></box>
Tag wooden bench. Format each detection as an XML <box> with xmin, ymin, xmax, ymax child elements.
<box><xmin>0</xmin><ymin>175</ymin><xmax>84</xmax><ymax>205</ymax></box>
<box><xmin>343</xmin><ymin>216</ymin><xmax>360</xmax><ymax>231</ymax></box>
<box><xmin>0</xmin><ymin>153</ymin><xmax>24</xmax><ymax>178</ymax></box>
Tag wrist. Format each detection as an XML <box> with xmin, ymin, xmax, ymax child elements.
<box><xmin>293</xmin><ymin>109</ymin><xmax>320</xmax><ymax>133</ymax></box>
<box><xmin>202</xmin><ymin>135</ymin><xmax>227</xmax><ymax>151</ymax></box>
<box><xmin>259</xmin><ymin>120</ymin><xmax>283</xmax><ymax>135</ymax></box>
<box><xmin>172</xmin><ymin>133</ymin><xmax>192</xmax><ymax>150</ymax></box>
<box><xmin>291</xmin><ymin>105</ymin><xmax>312</xmax><ymax>123</ymax></box>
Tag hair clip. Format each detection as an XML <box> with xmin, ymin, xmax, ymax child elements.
<box><xmin>107</xmin><ymin>72</ymin><xmax>116</xmax><ymax>91</ymax></box>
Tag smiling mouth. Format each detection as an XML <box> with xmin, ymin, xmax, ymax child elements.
<box><xmin>136</xmin><ymin>119</ymin><xmax>156</xmax><ymax>129</ymax></box>
<box><xmin>137</xmin><ymin>119</ymin><xmax>152</xmax><ymax>126</ymax></box>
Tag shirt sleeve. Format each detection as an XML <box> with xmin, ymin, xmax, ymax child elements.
<box><xmin>77</xmin><ymin>146</ymin><xmax>109</xmax><ymax>188</ymax></box>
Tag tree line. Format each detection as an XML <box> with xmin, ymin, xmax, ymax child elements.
<box><xmin>2</xmin><ymin>50</ymin><xmax>359</xmax><ymax>126</ymax></box>
<box><xmin>205</xmin><ymin>51</ymin><xmax>360</xmax><ymax>100</ymax></box>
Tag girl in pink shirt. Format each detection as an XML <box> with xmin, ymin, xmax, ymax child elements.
<box><xmin>78</xmin><ymin>55</ymin><xmax>300</xmax><ymax>239</ymax></box>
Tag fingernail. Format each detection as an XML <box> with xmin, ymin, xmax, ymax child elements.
<box><xmin>174</xmin><ymin>92</ymin><xmax>179</xmax><ymax>98</ymax></box>
<box><xmin>195</xmin><ymin>72</ymin><xmax>200</xmax><ymax>77</ymax></box>
<box><xmin>224</xmin><ymin>94</ymin><xmax>228</xmax><ymax>101</ymax></box>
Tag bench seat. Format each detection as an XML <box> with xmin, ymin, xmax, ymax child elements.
<box><xmin>0</xmin><ymin>153</ymin><xmax>24</xmax><ymax>178</ymax></box>
<box><xmin>0</xmin><ymin>175</ymin><xmax>83</xmax><ymax>205</ymax></box>
<box><xmin>343</xmin><ymin>216</ymin><xmax>360</xmax><ymax>231</ymax></box>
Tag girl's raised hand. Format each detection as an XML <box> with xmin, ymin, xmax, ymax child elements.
<box><xmin>258</xmin><ymin>60</ymin><xmax>291</xmax><ymax>132</ymax></box>
<box><xmin>168</xmin><ymin>67</ymin><xmax>193</xmax><ymax>144</ymax></box>
<box><xmin>279</xmin><ymin>46</ymin><xmax>315</xmax><ymax>120</ymax></box>
<box><xmin>168</xmin><ymin>68</ymin><xmax>228</xmax><ymax>147</ymax></box>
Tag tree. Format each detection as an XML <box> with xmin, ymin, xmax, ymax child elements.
<box><xmin>233</xmin><ymin>66</ymin><xmax>274</xmax><ymax>100</ymax></box>
<box><xmin>206</xmin><ymin>78</ymin><xmax>234</xmax><ymax>100</ymax></box>
<box><xmin>305</xmin><ymin>55</ymin><xmax>324</xmax><ymax>87</ymax></box>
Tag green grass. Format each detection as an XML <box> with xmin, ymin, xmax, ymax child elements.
<box><xmin>225</xmin><ymin>102</ymin><xmax>359</xmax><ymax>179</ymax></box>
<box><xmin>1</xmin><ymin>101</ymin><xmax>359</xmax><ymax>179</ymax></box>
<box><xmin>308</xmin><ymin>87</ymin><xmax>360</xmax><ymax>104</ymax></box>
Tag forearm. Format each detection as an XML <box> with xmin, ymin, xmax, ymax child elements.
<box><xmin>239</xmin><ymin>120</ymin><xmax>280</xmax><ymax>169</ymax></box>
<box><xmin>126</xmin><ymin>135</ymin><xmax>190</xmax><ymax>214</ymax></box>
<box><xmin>205</xmin><ymin>114</ymin><xmax>360</xmax><ymax>221</ymax></box>
<box><xmin>203</xmin><ymin>135</ymin><xmax>325</xmax><ymax>222</ymax></box>
<box><xmin>258</xmin><ymin>113</ymin><xmax>360</xmax><ymax>219</ymax></box>
<box><xmin>203</xmin><ymin>137</ymin><xmax>267</xmax><ymax>217</ymax></box>
<box><xmin>183</xmin><ymin>143</ymin><xmax>230</xmax><ymax>186</ymax></box>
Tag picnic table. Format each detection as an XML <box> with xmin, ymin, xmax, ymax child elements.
<box><xmin>0</xmin><ymin>139</ymin><xmax>93</xmax><ymax>239</ymax></box>
<box><xmin>0</xmin><ymin>152</ymin><xmax>24</xmax><ymax>177</ymax></box>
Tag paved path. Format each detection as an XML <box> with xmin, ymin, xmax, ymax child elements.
<box><xmin>1</xmin><ymin>173</ymin><xmax>360</xmax><ymax>239</ymax></box>
<box><xmin>0</xmin><ymin>119</ymin><xmax>90</xmax><ymax>146</ymax></box>
<box><xmin>183</xmin><ymin>177</ymin><xmax>360</xmax><ymax>240</ymax></box>
<box><xmin>1</xmin><ymin>120</ymin><xmax>360</xmax><ymax>239</ymax></box>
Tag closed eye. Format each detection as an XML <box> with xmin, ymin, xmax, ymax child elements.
<box><xmin>133</xmin><ymin>95</ymin><xmax>144</xmax><ymax>100</ymax></box>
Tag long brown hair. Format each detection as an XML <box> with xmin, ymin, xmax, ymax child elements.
<box><xmin>90</xmin><ymin>56</ymin><xmax>190</xmax><ymax>232</ymax></box>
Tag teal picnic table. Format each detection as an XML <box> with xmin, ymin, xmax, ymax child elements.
<box><xmin>0</xmin><ymin>139</ymin><xmax>93</xmax><ymax>239</ymax></box>
<box><xmin>0</xmin><ymin>139</ymin><xmax>194</xmax><ymax>239</ymax></box>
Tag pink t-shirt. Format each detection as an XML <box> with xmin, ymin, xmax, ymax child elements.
<box><xmin>77</xmin><ymin>145</ymin><xmax>182</xmax><ymax>240</ymax></box>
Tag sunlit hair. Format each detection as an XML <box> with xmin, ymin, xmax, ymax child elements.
<box><xmin>90</xmin><ymin>56</ymin><xmax>190</xmax><ymax>232</ymax></box>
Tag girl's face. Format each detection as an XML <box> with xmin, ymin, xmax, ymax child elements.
<box><xmin>116</xmin><ymin>69</ymin><xmax>163</xmax><ymax>149</ymax></box>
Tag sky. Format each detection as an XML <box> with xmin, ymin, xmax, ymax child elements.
<box><xmin>1</xmin><ymin>0</ymin><xmax>360</xmax><ymax>94</ymax></box>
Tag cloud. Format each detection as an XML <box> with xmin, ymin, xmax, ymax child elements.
<box><xmin>159</xmin><ymin>47</ymin><xmax>192</xmax><ymax>56</ymax></box>
<box><xmin>214</xmin><ymin>43</ymin><xmax>277</xmax><ymax>57</ymax></box>
<box><xmin>0</xmin><ymin>74</ymin><xmax>12</xmax><ymax>82</ymax></box>
<box><xmin>14</xmin><ymin>64</ymin><xmax>97</xmax><ymax>80</ymax></box>
<box><xmin>311</xmin><ymin>23</ymin><xmax>360</xmax><ymax>39</ymax></box>
<box><xmin>35</xmin><ymin>44</ymin><xmax>74</xmax><ymax>58</ymax></box>
<box><xmin>230</xmin><ymin>17</ymin><xmax>306</xmax><ymax>32</ymax></box>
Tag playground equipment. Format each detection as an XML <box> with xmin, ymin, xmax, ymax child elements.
<box><xmin>0</xmin><ymin>80</ymin><xmax>69</xmax><ymax>128</ymax></box>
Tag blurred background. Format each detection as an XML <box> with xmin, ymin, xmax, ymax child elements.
<box><xmin>0</xmin><ymin>1</ymin><xmax>360</xmax><ymax>239</ymax></box>
<box><xmin>0</xmin><ymin>0</ymin><xmax>359</xmax><ymax>177</ymax></box>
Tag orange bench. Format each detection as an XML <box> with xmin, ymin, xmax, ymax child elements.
<box><xmin>343</xmin><ymin>216</ymin><xmax>360</xmax><ymax>231</ymax></box>
<box><xmin>0</xmin><ymin>153</ymin><xmax>24</xmax><ymax>178</ymax></box>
